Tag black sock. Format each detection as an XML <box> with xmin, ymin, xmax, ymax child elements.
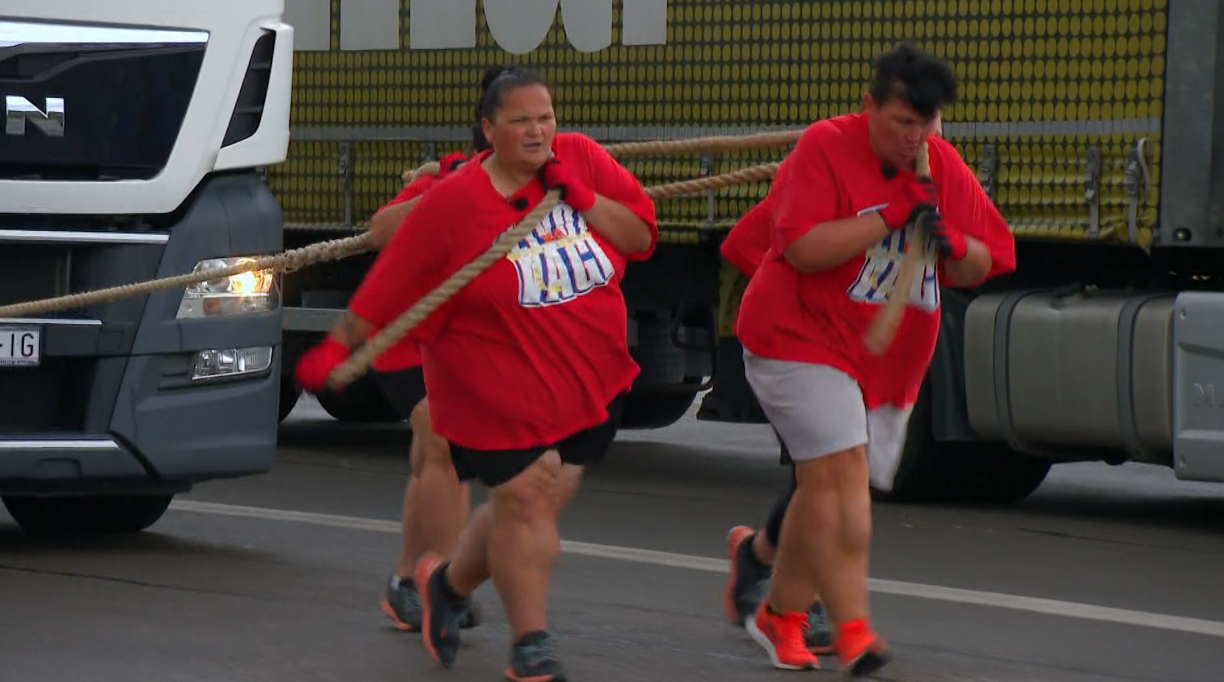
<box><xmin>739</xmin><ymin>532</ymin><xmax>769</xmax><ymax>572</ymax></box>
<box><xmin>397</xmin><ymin>576</ymin><xmax>415</xmax><ymax>589</ymax></box>
<box><xmin>437</xmin><ymin>565</ymin><xmax>464</xmax><ymax>602</ymax></box>
<box><xmin>515</xmin><ymin>630</ymin><xmax>549</xmax><ymax>647</ymax></box>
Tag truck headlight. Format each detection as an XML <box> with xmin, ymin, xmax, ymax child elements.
<box><xmin>176</xmin><ymin>257</ymin><xmax>279</xmax><ymax>319</ymax></box>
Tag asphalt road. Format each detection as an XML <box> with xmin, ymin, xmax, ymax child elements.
<box><xmin>2</xmin><ymin>396</ymin><xmax>1224</xmax><ymax>682</ymax></box>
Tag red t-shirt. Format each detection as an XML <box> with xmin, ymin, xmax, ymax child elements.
<box><xmin>720</xmin><ymin>195</ymin><xmax>774</xmax><ymax>278</ymax></box>
<box><xmin>736</xmin><ymin>112</ymin><xmax>1016</xmax><ymax>409</ymax></box>
<box><xmin>368</xmin><ymin>151</ymin><xmax>469</xmax><ymax>373</ymax></box>
<box><xmin>349</xmin><ymin>132</ymin><xmax>659</xmax><ymax>450</ymax></box>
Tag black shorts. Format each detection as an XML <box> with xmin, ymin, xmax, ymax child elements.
<box><xmin>374</xmin><ymin>367</ymin><xmax>428</xmax><ymax>420</ymax></box>
<box><xmin>449</xmin><ymin>394</ymin><xmax>626</xmax><ymax>488</ymax></box>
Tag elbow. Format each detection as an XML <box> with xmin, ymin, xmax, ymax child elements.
<box><xmin>623</xmin><ymin>217</ymin><xmax>657</xmax><ymax>256</ymax></box>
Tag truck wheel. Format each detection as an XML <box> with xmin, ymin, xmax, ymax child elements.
<box><xmin>314</xmin><ymin>372</ymin><xmax>403</xmax><ymax>423</ymax></box>
<box><xmin>2</xmin><ymin>493</ymin><xmax>174</xmax><ymax>535</ymax></box>
<box><xmin>961</xmin><ymin>451</ymin><xmax>1052</xmax><ymax>505</ymax></box>
<box><xmin>873</xmin><ymin>382</ymin><xmax>991</xmax><ymax>505</ymax></box>
<box><xmin>618</xmin><ymin>389</ymin><xmax>698</xmax><ymax>430</ymax></box>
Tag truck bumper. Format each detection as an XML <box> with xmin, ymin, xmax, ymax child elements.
<box><xmin>0</xmin><ymin>173</ymin><xmax>283</xmax><ymax>495</ymax></box>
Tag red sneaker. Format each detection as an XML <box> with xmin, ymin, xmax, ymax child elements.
<box><xmin>745</xmin><ymin>603</ymin><xmax>820</xmax><ymax>670</ymax></box>
<box><xmin>835</xmin><ymin>619</ymin><xmax>890</xmax><ymax>677</ymax></box>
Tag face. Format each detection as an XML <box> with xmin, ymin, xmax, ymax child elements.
<box><xmin>481</xmin><ymin>84</ymin><xmax>557</xmax><ymax>171</ymax></box>
<box><xmin>863</xmin><ymin>92</ymin><xmax>942</xmax><ymax>169</ymax></box>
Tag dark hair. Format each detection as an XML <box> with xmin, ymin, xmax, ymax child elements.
<box><xmin>469</xmin><ymin>64</ymin><xmax>550</xmax><ymax>150</ymax></box>
<box><xmin>868</xmin><ymin>43</ymin><xmax>958</xmax><ymax>118</ymax></box>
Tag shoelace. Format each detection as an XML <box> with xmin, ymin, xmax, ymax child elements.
<box><xmin>776</xmin><ymin>611</ymin><xmax>813</xmax><ymax>652</ymax></box>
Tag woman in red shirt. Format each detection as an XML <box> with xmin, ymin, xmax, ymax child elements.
<box><xmin>300</xmin><ymin>66</ymin><xmax>657</xmax><ymax>681</ymax></box>
<box><xmin>735</xmin><ymin>45</ymin><xmax>1014</xmax><ymax>676</ymax></box>
<box><xmin>723</xmin><ymin>113</ymin><xmax>943</xmax><ymax>653</ymax></box>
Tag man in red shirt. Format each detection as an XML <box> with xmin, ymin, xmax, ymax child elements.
<box><xmin>723</xmin><ymin>114</ymin><xmax>943</xmax><ymax>654</ymax></box>
<box><xmin>735</xmin><ymin>44</ymin><xmax>1015</xmax><ymax>676</ymax></box>
<box><xmin>298</xmin><ymin>66</ymin><xmax>657</xmax><ymax>682</ymax></box>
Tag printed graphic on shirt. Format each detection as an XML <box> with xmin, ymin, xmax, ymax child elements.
<box><xmin>846</xmin><ymin>203</ymin><xmax>941</xmax><ymax>312</ymax></box>
<box><xmin>507</xmin><ymin>201</ymin><xmax>616</xmax><ymax>307</ymax></box>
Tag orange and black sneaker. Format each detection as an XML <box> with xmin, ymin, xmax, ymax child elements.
<box><xmin>414</xmin><ymin>553</ymin><xmax>470</xmax><ymax>669</ymax></box>
<box><xmin>745</xmin><ymin>603</ymin><xmax>820</xmax><ymax>670</ymax></box>
<box><xmin>835</xmin><ymin>619</ymin><xmax>890</xmax><ymax>678</ymax></box>
<box><xmin>505</xmin><ymin>630</ymin><xmax>566</xmax><ymax>682</ymax></box>
<box><xmin>724</xmin><ymin>526</ymin><xmax>772</xmax><ymax>626</ymax></box>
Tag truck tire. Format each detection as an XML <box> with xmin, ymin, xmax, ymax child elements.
<box><xmin>2</xmin><ymin>493</ymin><xmax>174</xmax><ymax>536</ymax></box>
<box><xmin>619</xmin><ymin>389</ymin><xmax>698</xmax><ymax>430</ymax></box>
<box><xmin>314</xmin><ymin>372</ymin><xmax>404</xmax><ymax>424</ymax></box>
<box><xmin>875</xmin><ymin>382</ymin><xmax>989</xmax><ymax>504</ymax></box>
<box><xmin>877</xmin><ymin>381</ymin><xmax>1051</xmax><ymax>506</ymax></box>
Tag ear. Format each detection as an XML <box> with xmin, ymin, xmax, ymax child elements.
<box><xmin>481</xmin><ymin>117</ymin><xmax>494</xmax><ymax>146</ymax></box>
<box><xmin>862</xmin><ymin>91</ymin><xmax>875</xmax><ymax>111</ymax></box>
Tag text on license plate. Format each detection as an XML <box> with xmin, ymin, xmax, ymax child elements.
<box><xmin>0</xmin><ymin>327</ymin><xmax>40</xmax><ymax>367</ymax></box>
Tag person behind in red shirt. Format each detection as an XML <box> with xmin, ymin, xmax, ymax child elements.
<box><xmin>735</xmin><ymin>43</ymin><xmax>1015</xmax><ymax>676</ymax></box>
<box><xmin>722</xmin><ymin>113</ymin><xmax>944</xmax><ymax>653</ymax></box>
<box><xmin>298</xmin><ymin>65</ymin><xmax>657</xmax><ymax>681</ymax></box>
<box><xmin>355</xmin><ymin>67</ymin><xmax>513</xmax><ymax>636</ymax></box>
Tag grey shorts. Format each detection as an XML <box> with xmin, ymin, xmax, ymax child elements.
<box><xmin>743</xmin><ymin>349</ymin><xmax>914</xmax><ymax>493</ymax></box>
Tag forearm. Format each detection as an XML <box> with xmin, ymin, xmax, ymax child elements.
<box><xmin>941</xmin><ymin>235</ymin><xmax>992</xmax><ymax>287</ymax></box>
<box><xmin>367</xmin><ymin>198</ymin><xmax>420</xmax><ymax>250</ymax></box>
<box><xmin>582</xmin><ymin>194</ymin><xmax>654</xmax><ymax>255</ymax></box>
<box><xmin>329</xmin><ymin>310</ymin><xmax>376</xmax><ymax>349</ymax></box>
<box><xmin>783</xmin><ymin>212</ymin><xmax>892</xmax><ymax>273</ymax></box>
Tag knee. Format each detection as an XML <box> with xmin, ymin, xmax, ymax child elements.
<box><xmin>493</xmin><ymin>451</ymin><xmax>564</xmax><ymax>524</ymax></box>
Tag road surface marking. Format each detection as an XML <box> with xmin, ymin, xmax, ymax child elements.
<box><xmin>170</xmin><ymin>499</ymin><xmax>1224</xmax><ymax>639</ymax></box>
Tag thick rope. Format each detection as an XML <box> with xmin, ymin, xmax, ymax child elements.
<box><xmin>404</xmin><ymin>129</ymin><xmax>802</xmax><ymax>182</ymax></box>
<box><xmin>0</xmin><ymin>161</ymin><xmax>781</xmax><ymax>319</ymax></box>
<box><xmin>327</xmin><ymin>160</ymin><xmax>783</xmax><ymax>388</ymax></box>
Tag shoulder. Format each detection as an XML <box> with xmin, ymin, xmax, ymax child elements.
<box><xmin>928</xmin><ymin>136</ymin><xmax>976</xmax><ymax>187</ymax></box>
<box><xmin>795</xmin><ymin>113</ymin><xmax>863</xmax><ymax>151</ymax></box>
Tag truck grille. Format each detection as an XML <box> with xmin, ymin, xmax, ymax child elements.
<box><xmin>0</xmin><ymin>358</ymin><xmax>93</xmax><ymax>433</ymax></box>
<box><xmin>0</xmin><ymin>245</ymin><xmax>69</xmax><ymax>307</ymax></box>
<box><xmin>0</xmin><ymin>19</ymin><xmax>208</xmax><ymax>181</ymax></box>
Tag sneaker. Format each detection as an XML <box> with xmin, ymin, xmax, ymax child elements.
<box><xmin>724</xmin><ymin>526</ymin><xmax>772</xmax><ymax>626</ymax></box>
<box><xmin>805</xmin><ymin>600</ymin><xmax>835</xmax><ymax>654</ymax></box>
<box><xmin>505</xmin><ymin>630</ymin><xmax>566</xmax><ymax>682</ymax></box>
<box><xmin>745</xmin><ymin>603</ymin><xmax>820</xmax><ymax>670</ymax></box>
<box><xmin>414</xmin><ymin>553</ymin><xmax>470</xmax><ymax>668</ymax></box>
<box><xmin>381</xmin><ymin>576</ymin><xmax>422</xmax><ymax>631</ymax></box>
<box><xmin>381</xmin><ymin>575</ymin><xmax>481</xmax><ymax>633</ymax></box>
<box><xmin>835</xmin><ymin>620</ymin><xmax>890</xmax><ymax>677</ymax></box>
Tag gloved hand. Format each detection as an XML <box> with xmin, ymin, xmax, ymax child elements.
<box><xmin>917</xmin><ymin>208</ymin><xmax>968</xmax><ymax>261</ymax></box>
<box><xmin>538</xmin><ymin>158</ymin><xmax>596</xmax><ymax>212</ymax></box>
<box><xmin>295</xmin><ymin>336</ymin><xmax>351</xmax><ymax>393</ymax></box>
<box><xmin>879</xmin><ymin>177</ymin><xmax>939</xmax><ymax>230</ymax></box>
<box><xmin>439</xmin><ymin>152</ymin><xmax>470</xmax><ymax>176</ymax></box>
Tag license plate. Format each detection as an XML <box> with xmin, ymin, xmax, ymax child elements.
<box><xmin>0</xmin><ymin>327</ymin><xmax>40</xmax><ymax>367</ymax></box>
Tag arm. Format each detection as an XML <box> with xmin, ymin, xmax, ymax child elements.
<box><xmin>366</xmin><ymin>195</ymin><xmax>421</xmax><ymax>251</ymax></box>
<box><xmin>934</xmin><ymin>143</ymin><xmax>1017</xmax><ymax>287</ymax></box>
<box><xmin>548</xmin><ymin>135</ymin><xmax>659</xmax><ymax>260</ymax></box>
<box><xmin>579</xmin><ymin>195</ymin><xmax>654</xmax><ymax>256</ymax></box>
<box><xmin>940</xmin><ymin>235</ymin><xmax>992</xmax><ymax>287</ymax></box>
<box><xmin>768</xmin><ymin>127</ymin><xmax>856</xmax><ymax>272</ymax></box>
<box><xmin>783</xmin><ymin>212</ymin><xmax>892</xmax><ymax>273</ymax></box>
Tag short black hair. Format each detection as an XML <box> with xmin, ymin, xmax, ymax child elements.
<box><xmin>469</xmin><ymin>64</ymin><xmax>550</xmax><ymax>151</ymax></box>
<box><xmin>868</xmin><ymin>43</ymin><xmax>958</xmax><ymax>118</ymax></box>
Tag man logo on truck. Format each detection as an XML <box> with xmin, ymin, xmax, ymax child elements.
<box><xmin>410</xmin><ymin>0</ymin><xmax>667</xmax><ymax>53</ymax></box>
<box><xmin>4</xmin><ymin>95</ymin><xmax>65</xmax><ymax>137</ymax></box>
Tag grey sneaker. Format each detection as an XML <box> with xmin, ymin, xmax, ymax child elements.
<box><xmin>805</xmin><ymin>600</ymin><xmax>835</xmax><ymax>653</ymax></box>
<box><xmin>507</xmin><ymin>631</ymin><xmax>566</xmax><ymax>682</ymax></box>
<box><xmin>381</xmin><ymin>575</ymin><xmax>481</xmax><ymax>633</ymax></box>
